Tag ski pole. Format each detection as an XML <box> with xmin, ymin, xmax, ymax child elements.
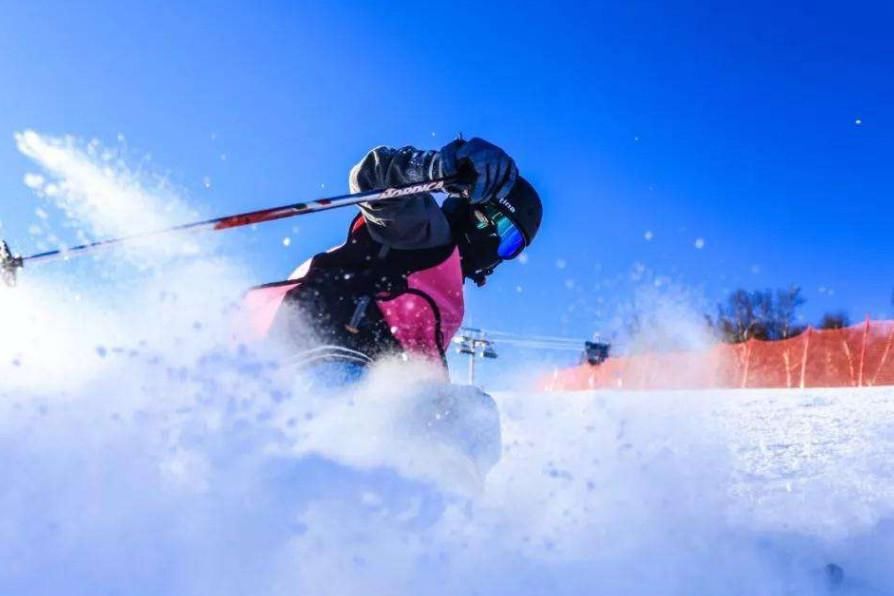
<box><xmin>0</xmin><ymin>177</ymin><xmax>457</xmax><ymax>287</ymax></box>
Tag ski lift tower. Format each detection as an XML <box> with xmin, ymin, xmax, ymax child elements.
<box><xmin>453</xmin><ymin>327</ymin><xmax>498</xmax><ymax>385</ymax></box>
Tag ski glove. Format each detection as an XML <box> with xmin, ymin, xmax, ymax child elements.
<box><xmin>439</xmin><ymin>138</ymin><xmax>518</xmax><ymax>204</ymax></box>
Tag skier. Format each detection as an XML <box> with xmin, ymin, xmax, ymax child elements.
<box><xmin>249</xmin><ymin>137</ymin><xmax>542</xmax><ymax>370</ymax></box>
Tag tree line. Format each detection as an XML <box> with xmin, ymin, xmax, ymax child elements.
<box><xmin>706</xmin><ymin>287</ymin><xmax>852</xmax><ymax>343</ymax></box>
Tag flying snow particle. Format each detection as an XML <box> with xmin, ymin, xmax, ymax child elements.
<box><xmin>34</xmin><ymin>208</ymin><xmax>48</xmax><ymax>220</ymax></box>
<box><xmin>644</xmin><ymin>230</ymin><xmax>654</xmax><ymax>241</ymax></box>
<box><xmin>282</xmin><ymin>237</ymin><xmax>291</xmax><ymax>247</ymax></box>
<box><xmin>556</xmin><ymin>259</ymin><xmax>567</xmax><ymax>270</ymax></box>
<box><xmin>202</xmin><ymin>176</ymin><xmax>212</xmax><ymax>189</ymax></box>
<box><xmin>23</xmin><ymin>173</ymin><xmax>44</xmax><ymax>189</ymax></box>
<box><xmin>518</xmin><ymin>253</ymin><xmax>529</xmax><ymax>265</ymax></box>
<box><xmin>694</xmin><ymin>238</ymin><xmax>705</xmax><ymax>249</ymax></box>
<box><xmin>855</xmin><ymin>118</ymin><xmax>863</xmax><ymax>126</ymax></box>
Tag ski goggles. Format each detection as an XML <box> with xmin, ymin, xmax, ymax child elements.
<box><xmin>472</xmin><ymin>203</ymin><xmax>526</xmax><ymax>260</ymax></box>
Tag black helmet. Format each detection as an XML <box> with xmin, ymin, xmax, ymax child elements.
<box><xmin>496</xmin><ymin>177</ymin><xmax>542</xmax><ymax>247</ymax></box>
<box><xmin>443</xmin><ymin>177</ymin><xmax>542</xmax><ymax>286</ymax></box>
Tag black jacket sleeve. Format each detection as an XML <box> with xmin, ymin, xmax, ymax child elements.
<box><xmin>349</xmin><ymin>145</ymin><xmax>454</xmax><ymax>250</ymax></box>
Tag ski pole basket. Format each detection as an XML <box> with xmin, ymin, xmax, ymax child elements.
<box><xmin>0</xmin><ymin>241</ymin><xmax>23</xmax><ymax>287</ymax></box>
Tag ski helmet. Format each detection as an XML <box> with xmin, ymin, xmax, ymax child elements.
<box><xmin>443</xmin><ymin>176</ymin><xmax>542</xmax><ymax>286</ymax></box>
<box><xmin>496</xmin><ymin>177</ymin><xmax>542</xmax><ymax>247</ymax></box>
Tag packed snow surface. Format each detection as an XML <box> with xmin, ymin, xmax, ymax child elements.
<box><xmin>3</xmin><ymin>132</ymin><xmax>894</xmax><ymax>595</ymax></box>
<box><xmin>5</xmin><ymin>369</ymin><xmax>894</xmax><ymax>595</ymax></box>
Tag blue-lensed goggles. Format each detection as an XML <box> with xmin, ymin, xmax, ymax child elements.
<box><xmin>473</xmin><ymin>203</ymin><xmax>526</xmax><ymax>260</ymax></box>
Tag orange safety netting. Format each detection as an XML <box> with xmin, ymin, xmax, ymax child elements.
<box><xmin>544</xmin><ymin>319</ymin><xmax>894</xmax><ymax>391</ymax></box>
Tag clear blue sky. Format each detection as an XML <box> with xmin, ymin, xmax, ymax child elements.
<box><xmin>0</xmin><ymin>0</ymin><xmax>891</xmax><ymax>347</ymax></box>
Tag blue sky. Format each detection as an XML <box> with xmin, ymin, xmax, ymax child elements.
<box><xmin>0</xmin><ymin>0</ymin><xmax>892</xmax><ymax>355</ymax></box>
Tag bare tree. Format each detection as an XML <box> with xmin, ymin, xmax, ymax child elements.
<box><xmin>773</xmin><ymin>287</ymin><xmax>806</xmax><ymax>339</ymax></box>
<box><xmin>709</xmin><ymin>287</ymin><xmax>806</xmax><ymax>343</ymax></box>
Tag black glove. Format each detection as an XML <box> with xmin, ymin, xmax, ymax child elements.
<box><xmin>439</xmin><ymin>138</ymin><xmax>518</xmax><ymax>204</ymax></box>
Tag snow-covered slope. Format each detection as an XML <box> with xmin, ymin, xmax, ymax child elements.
<box><xmin>488</xmin><ymin>387</ymin><xmax>894</xmax><ymax>595</ymax></box>
<box><xmin>4</xmin><ymin>361</ymin><xmax>894</xmax><ymax>596</ymax></box>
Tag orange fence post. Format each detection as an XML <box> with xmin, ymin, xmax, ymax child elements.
<box><xmin>799</xmin><ymin>327</ymin><xmax>811</xmax><ymax>389</ymax></box>
<box><xmin>741</xmin><ymin>340</ymin><xmax>752</xmax><ymax>388</ymax></box>
<box><xmin>859</xmin><ymin>315</ymin><xmax>870</xmax><ymax>387</ymax></box>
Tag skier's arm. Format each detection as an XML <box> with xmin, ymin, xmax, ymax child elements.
<box><xmin>349</xmin><ymin>145</ymin><xmax>453</xmax><ymax>250</ymax></box>
<box><xmin>349</xmin><ymin>139</ymin><xmax>518</xmax><ymax>249</ymax></box>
